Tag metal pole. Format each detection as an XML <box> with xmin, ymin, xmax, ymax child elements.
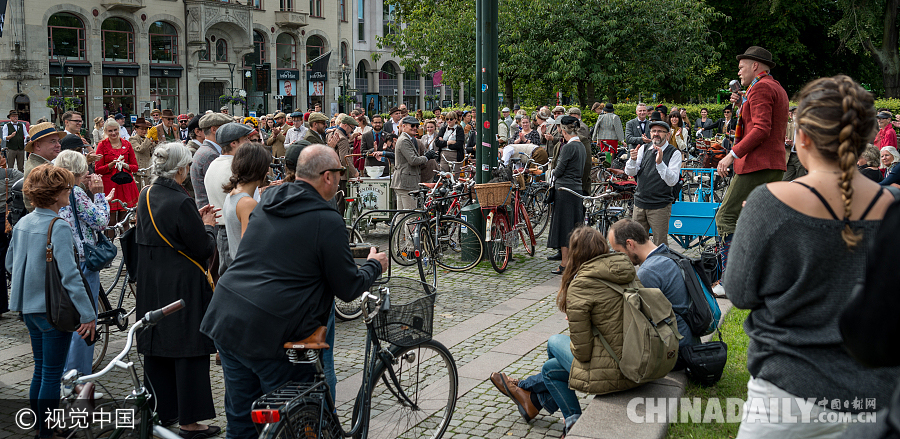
<box><xmin>485</xmin><ymin>0</ymin><xmax>498</xmax><ymax>177</ymax></box>
<box><xmin>228</xmin><ymin>63</ymin><xmax>237</xmax><ymax>115</ymax></box>
<box><xmin>475</xmin><ymin>0</ymin><xmax>483</xmax><ymax>184</ymax></box>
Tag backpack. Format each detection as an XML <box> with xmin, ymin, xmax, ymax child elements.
<box><xmin>7</xmin><ymin>177</ymin><xmax>26</xmax><ymax>227</ymax></box>
<box><xmin>593</xmin><ymin>279</ymin><xmax>682</xmax><ymax>384</ymax></box>
<box><xmin>656</xmin><ymin>249</ymin><xmax>721</xmax><ymax>337</ymax></box>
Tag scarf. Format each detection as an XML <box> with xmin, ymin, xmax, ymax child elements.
<box><xmin>734</xmin><ymin>71</ymin><xmax>769</xmax><ymax>143</ymax></box>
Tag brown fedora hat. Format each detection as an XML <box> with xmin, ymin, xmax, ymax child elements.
<box><xmin>736</xmin><ymin>46</ymin><xmax>776</xmax><ymax>68</ymax></box>
<box><xmin>133</xmin><ymin>117</ymin><xmax>151</xmax><ymax>128</ymax></box>
<box><xmin>161</xmin><ymin>109</ymin><xmax>176</xmax><ymax>119</ymax></box>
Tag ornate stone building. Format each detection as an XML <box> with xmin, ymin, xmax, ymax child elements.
<box><xmin>0</xmin><ymin>0</ymin><xmax>456</xmax><ymax>126</ymax></box>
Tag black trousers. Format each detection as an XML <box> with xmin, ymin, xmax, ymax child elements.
<box><xmin>143</xmin><ymin>355</ymin><xmax>216</xmax><ymax>426</ymax></box>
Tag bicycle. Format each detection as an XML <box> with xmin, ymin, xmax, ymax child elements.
<box><xmin>251</xmin><ymin>240</ymin><xmax>457</xmax><ymax>439</ymax></box>
<box><xmin>477</xmin><ymin>168</ymin><xmax>537</xmax><ymax>274</ymax></box>
<box><xmin>61</xmin><ymin>300</ymin><xmax>187</xmax><ymax>439</ymax></box>
<box><xmin>559</xmin><ymin>186</ymin><xmax>628</xmax><ymax>236</ymax></box>
<box><xmin>270</xmin><ymin>157</ymin><xmax>286</xmax><ymax>181</ymax></box>
<box><xmin>520</xmin><ymin>161</ymin><xmax>551</xmax><ymax>238</ymax></box>
<box><xmin>93</xmin><ymin>200</ymin><xmax>140</xmax><ymax>372</ymax></box>
<box><xmin>388</xmin><ymin>189</ymin><xmax>484</xmax><ymax>272</ymax></box>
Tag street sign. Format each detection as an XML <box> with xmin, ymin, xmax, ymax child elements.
<box><xmin>130</xmin><ymin>115</ymin><xmax>137</xmax><ymax>123</ymax></box>
<box><xmin>348</xmin><ymin>89</ymin><xmax>358</xmax><ymax>94</ymax></box>
<box><xmin>481</xmin><ymin>84</ymin><xmax>488</xmax><ymax>92</ymax></box>
<box><xmin>249</xmin><ymin>111</ymin><xmax>257</xmax><ymax>118</ymax></box>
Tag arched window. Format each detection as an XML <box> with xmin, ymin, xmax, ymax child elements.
<box><xmin>276</xmin><ymin>33</ymin><xmax>295</xmax><ymax>69</ymax></box>
<box><xmin>340</xmin><ymin>42</ymin><xmax>348</xmax><ymax>66</ymax></box>
<box><xmin>101</xmin><ymin>17</ymin><xmax>135</xmax><ymax>62</ymax></box>
<box><xmin>216</xmin><ymin>39</ymin><xmax>228</xmax><ymax>62</ymax></box>
<box><xmin>48</xmin><ymin>13</ymin><xmax>86</xmax><ymax>60</ymax></box>
<box><xmin>306</xmin><ymin>35</ymin><xmax>323</xmax><ymax>63</ymax></box>
<box><xmin>149</xmin><ymin>21</ymin><xmax>178</xmax><ymax>64</ymax></box>
<box><xmin>199</xmin><ymin>38</ymin><xmax>211</xmax><ymax>61</ymax></box>
<box><xmin>244</xmin><ymin>30</ymin><xmax>266</xmax><ymax>67</ymax></box>
<box><xmin>379</xmin><ymin>62</ymin><xmax>395</xmax><ymax>80</ymax></box>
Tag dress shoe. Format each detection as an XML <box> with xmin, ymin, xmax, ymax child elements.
<box><xmin>547</xmin><ymin>251</ymin><xmax>562</xmax><ymax>261</ymax></box>
<box><xmin>551</xmin><ymin>265</ymin><xmax>565</xmax><ymax>275</ymax></box>
<box><xmin>501</xmin><ymin>374</ymin><xmax>539</xmax><ymax>422</ymax></box>
<box><xmin>490</xmin><ymin>372</ymin><xmax>519</xmax><ymax>398</ymax></box>
<box><xmin>179</xmin><ymin>425</ymin><xmax>221</xmax><ymax>439</ymax></box>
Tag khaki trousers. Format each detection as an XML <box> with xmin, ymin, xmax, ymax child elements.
<box><xmin>633</xmin><ymin>204</ymin><xmax>672</xmax><ymax>246</ymax></box>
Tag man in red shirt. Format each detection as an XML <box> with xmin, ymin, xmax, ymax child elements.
<box><xmin>715</xmin><ymin>46</ymin><xmax>788</xmax><ymax>272</ymax></box>
<box><xmin>874</xmin><ymin>111</ymin><xmax>897</xmax><ymax>149</ymax></box>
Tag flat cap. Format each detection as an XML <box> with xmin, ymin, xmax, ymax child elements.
<box><xmin>199</xmin><ymin>112</ymin><xmax>233</xmax><ymax>129</ymax></box>
<box><xmin>649</xmin><ymin>120</ymin><xmax>671</xmax><ymax>132</ymax></box>
<box><xmin>285</xmin><ymin>140</ymin><xmax>312</xmax><ymax>170</ymax></box>
<box><xmin>341</xmin><ymin>115</ymin><xmax>359</xmax><ymax>126</ymax></box>
<box><xmin>216</xmin><ymin>122</ymin><xmax>255</xmax><ymax>146</ymax></box>
<box><xmin>59</xmin><ymin>133</ymin><xmax>84</xmax><ymax>151</ymax></box>
<box><xmin>502</xmin><ymin>107</ymin><xmax>511</xmax><ymax>113</ymax></box>
<box><xmin>308</xmin><ymin>112</ymin><xmax>329</xmax><ymax>124</ymax></box>
<box><xmin>401</xmin><ymin>116</ymin><xmax>420</xmax><ymax>126</ymax></box>
<box><xmin>553</xmin><ymin>106</ymin><xmax>566</xmax><ymax>113</ymax></box>
<box><xmin>290</xmin><ymin>111</ymin><xmax>303</xmax><ymax>118</ymax></box>
<box><xmin>567</xmin><ymin>107</ymin><xmax>582</xmax><ymax>116</ymax></box>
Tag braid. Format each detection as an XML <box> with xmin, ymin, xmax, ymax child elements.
<box><xmin>795</xmin><ymin>75</ymin><xmax>875</xmax><ymax>248</ymax></box>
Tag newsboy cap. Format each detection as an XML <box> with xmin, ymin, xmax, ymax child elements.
<box><xmin>216</xmin><ymin>122</ymin><xmax>254</xmax><ymax>146</ymax></box>
<box><xmin>199</xmin><ymin>112</ymin><xmax>233</xmax><ymax>129</ymax></box>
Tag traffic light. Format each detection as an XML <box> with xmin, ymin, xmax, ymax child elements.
<box><xmin>256</xmin><ymin>63</ymin><xmax>270</xmax><ymax>93</ymax></box>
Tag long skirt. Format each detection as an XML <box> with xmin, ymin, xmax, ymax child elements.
<box><xmin>547</xmin><ymin>187</ymin><xmax>584</xmax><ymax>249</ymax></box>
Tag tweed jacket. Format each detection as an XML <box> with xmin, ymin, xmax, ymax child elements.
<box><xmin>731</xmin><ymin>74</ymin><xmax>789</xmax><ymax>175</ymax></box>
<box><xmin>390</xmin><ymin>132</ymin><xmax>428</xmax><ymax>192</ymax></box>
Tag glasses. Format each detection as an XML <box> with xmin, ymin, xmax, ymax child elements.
<box><xmin>319</xmin><ymin>167</ymin><xmax>347</xmax><ymax>176</ymax></box>
<box><xmin>649</xmin><ymin>130</ymin><xmax>668</xmax><ymax>135</ymax></box>
<box><xmin>70</xmin><ymin>119</ymin><xmax>83</xmax><ymax>124</ymax></box>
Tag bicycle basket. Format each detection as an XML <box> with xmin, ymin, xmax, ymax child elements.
<box><xmin>372</xmin><ymin>277</ymin><xmax>437</xmax><ymax>347</ymax></box>
<box><xmin>474</xmin><ymin>182</ymin><xmax>513</xmax><ymax>208</ymax></box>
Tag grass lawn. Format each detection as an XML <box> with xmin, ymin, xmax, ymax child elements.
<box><xmin>665</xmin><ymin>307</ymin><xmax>751</xmax><ymax>439</ymax></box>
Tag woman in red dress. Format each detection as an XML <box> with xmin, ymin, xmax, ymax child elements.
<box><xmin>95</xmin><ymin>118</ymin><xmax>139</xmax><ymax>234</ymax></box>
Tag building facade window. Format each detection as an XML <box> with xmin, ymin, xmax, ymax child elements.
<box><xmin>149</xmin><ymin>21</ymin><xmax>178</xmax><ymax>64</ymax></box>
<box><xmin>102</xmin><ymin>18</ymin><xmax>135</xmax><ymax>63</ymax></box>
<box><xmin>244</xmin><ymin>31</ymin><xmax>266</xmax><ymax>67</ymax></box>
<box><xmin>379</xmin><ymin>62</ymin><xmax>397</xmax><ymax>110</ymax></box>
<box><xmin>250</xmin><ymin>0</ymin><xmax>263</xmax><ymax>9</ymax></box>
<box><xmin>199</xmin><ymin>38</ymin><xmax>211</xmax><ymax>61</ymax></box>
<box><xmin>306</xmin><ymin>35</ymin><xmax>324</xmax><ymax>62</ymax></box>
<box><xmin>382</xmin><ymin>0</ymin><xmax>395</xmax><ymax>37</ymax></box>
<box><xmin>309</xmin><ymin>0</ymin><xmax>322</xmax><ymax>17</ymax></box>
<box><xmin>49</xmin><ymin>75</ymin><xmax>86</xmax><ymax>115</ymax></box>
<box><xmin>340</xmin><ymin>0</ymin><xmax>347</xmax><ymax>21</ymax></box>
<box><xmin>280</xmin><ymin>0</ymin><xmax>293</xmax><ymax>11</ymax></box>
<box><xmin>102</xmin><ymin>76</ymin><xmax>135</xmax><ymax>118</ymax></box>
<box><xmin>341</xmin><ymin>42</ymin><xmax>348</xmax><ymax>66</ymax></box>
<box><xmin>216</xmin><ymin>39</ymin><xmax>228</xmax><ymax>62</ymax></box>
<box><xmin>276</xmin><ymin>33</ymin><xmax>296</xmax><ymax>69</ymax></box>
<box><xmin>48</xmin><ymin>13</ymin><xmax>86</xmax><ymax>60</ymax></box>
<box><xmin>150</xmin><ymin>77</ymin><xmax>179</xmax><ymax>113</ymax></box>
<box><xmin>357</xmin><ymin>0</ymin><xmax>364</xmax><ymax>39</ymax></box>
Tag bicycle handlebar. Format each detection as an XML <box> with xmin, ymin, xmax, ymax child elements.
<box><xmin>145</xmin><ymin>299</ymin><xmax>185</xmax><ymax>326</ymax></box>
<box><xmin>558</xmin><ymin>186</ymin><xmax>614</xmax><ymax>201</ymax></box>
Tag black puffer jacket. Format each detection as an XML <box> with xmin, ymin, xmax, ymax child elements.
<box><xmin>200</xmin><ymin>180</ymin><xmax>382</xmax><ymax>359</ymax></box>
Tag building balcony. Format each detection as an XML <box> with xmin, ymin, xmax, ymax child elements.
<box><xmin>275</xmin><ymin>10</ymin><xmax>309</xmax><ymax>28</ymax></box>
<box><xmin>100</xmin><ymin>0</ymin><xmax>144</xmax><ymax>12</ymax></box>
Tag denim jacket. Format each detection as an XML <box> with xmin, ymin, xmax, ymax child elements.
<box><xmin>6</xmin><ymin>208</ymin><xmax>95</xmax><ymax>322</ymax></box>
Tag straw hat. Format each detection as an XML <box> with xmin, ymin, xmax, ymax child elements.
<box><xmin>25</xmin><ymin>122</ymin><xmax>65</xmax><ymax>153</ymax></box>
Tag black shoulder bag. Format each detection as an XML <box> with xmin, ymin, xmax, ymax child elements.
<box><xmin>69</xmin><ymin>191</ymin><xmax>117</xmax><ymax>271</ymax></box>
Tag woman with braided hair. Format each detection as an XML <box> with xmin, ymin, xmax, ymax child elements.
<box><xmin>726</xmin><ymin>75</ymin><xmax>900</xmax><ymax>438</ymax></box>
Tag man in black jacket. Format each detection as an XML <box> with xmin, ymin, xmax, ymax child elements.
<box><xmin>200</xmin><ymin>144</ymin><xmax>387</xmax><ymax>439</ymax></box>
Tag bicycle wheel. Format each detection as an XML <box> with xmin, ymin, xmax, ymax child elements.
<box><xmin>347</xmin><ymin>226</ymin><xmax>364</xmax><ymax>243</ymax></box>
<box><xmin>335</xmin><ymin>296</ymin><xmax>363</xmax><ymax>321</ymax></box>
<box><xmin>390</xmin><ymin>212</ymin><xmax>426</xmax><ymax>266</ymax></box>
<box><xmin>366</xmin><ymin>340</ymin><xmax>458</xmax><ymax>439</ymax></box>
<box><xmin>430</xmin><ymin>216</ymin><xmax>483</xmax><ymax>272</ymax></box>
<box><xmin>265</xmin><ymin>399</ymin><xmax>343</xmax><ymax>439</ymax></box>
<box><xmin>90</xmin><ymin>298</ymin><xmax>111</xmax><ymax>372</ymax></box>
<box><xmin>488</xmin><ymin>212</ymin><xmax>511</xmax><ymax>273</ymax></box>
<box><xmin>515</xmin><ymin>201</ymin><xmax>536</xmax><ymax>256</ymax></box>
<box><xmin>526</xmin><ymin>188</ymin><xmax>550</xmax><ymax>238</ymax></box>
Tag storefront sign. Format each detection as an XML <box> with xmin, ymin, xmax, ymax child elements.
<box><xmin>149</xmin><ymin>66</ymin><xmax>183</xmax><ymax>78</ymax></box>
<box><xmin>49</xmin><ymin>62</ymin><xmax>91</xmax><ymax>76</ymax></box>
<box><xmin>278</xmin><ymin>69</ymin><xmax>299</xmax><ymax>80</ymax></box>
<box><xmin>307</xmin><ymin>71</ymin><xmax>327</xmax><ymax>81</ymax></box>
<box><xmin>102</xmin><ymin>63</ymin><xmax>139</xmax><ymax>77</ymax></box>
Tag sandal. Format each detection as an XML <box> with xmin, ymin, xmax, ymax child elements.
<box><xmin>551</xmin><ymin>265</ymin><xmax>565</xmax><ymax>275</ymax></box>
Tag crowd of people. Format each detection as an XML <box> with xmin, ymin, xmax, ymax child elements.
<box><xmin>2</xmin><ymin>44</ymin><xmax>900</xmax><ymax>439</ymax></box>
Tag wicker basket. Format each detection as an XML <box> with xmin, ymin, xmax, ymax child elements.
<box><xmin>475</xmin><ymin>182</ymin><xmax>513</xmax><ymax>208</ymax></box>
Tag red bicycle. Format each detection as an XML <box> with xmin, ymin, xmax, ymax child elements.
<box><xmin>476</xmin><ymin>168</ymin><xmax>537</xmax><ymax>273</ymax></box>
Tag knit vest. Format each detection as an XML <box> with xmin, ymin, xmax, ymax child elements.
<box><xmin>6</xmin><ymin>122</ymin><xmax>24</xmax><ymax>150</ymax></box>
<box><xmin>634</xmin><ymin>143</ymin><xmax>676</xmax><ymax>210</ymax></box>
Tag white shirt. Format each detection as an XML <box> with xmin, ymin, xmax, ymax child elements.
<box><xmin>501</xmin><ymin>143</ymin><xmax>538</xmax><ymax>165</ymax></box>
<box><xmin>421</xmin><ymin>133</ymin><xmax>437</xmax><ymax>150</ymax></box>
<box><xmin>204</xmin><ymin>155</ymin><xmax>234</xmax><ymax>226</ymax></box>
<box><xmin>442</xmin><ymin>124</ymin><xmax>457</xmax><ymax>143</ymax></box>
<box><xmin>118</xmin><ymin>125</ymin><xmax>130</xmax><ymax>141</ymax></box>
<box><xmin>2</xmin><ymin>122</ymin><xmax>29</xmax><ymax>142</ymax></box>
<box><xmin>284</xmin><ymin>125</ymin><xmax>306</xmax><ymax>148</ymax></box>
<box><xmin>624</xmin><ymin>141</ymin><xmax>682</xmax><ymax>186</ymax></box>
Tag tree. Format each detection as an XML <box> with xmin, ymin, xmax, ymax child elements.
<box><xmin>831</xmin><ymin>0</ymin><xmax>899</xmax><ymax>97</ymax></box>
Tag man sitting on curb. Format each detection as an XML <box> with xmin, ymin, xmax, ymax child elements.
<box><xmin>608</xmin><ymin>218</ymin><xmax>700</xmax><ymax>367</ymax></box>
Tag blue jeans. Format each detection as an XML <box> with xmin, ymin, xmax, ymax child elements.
<box><xmin>216</xmin><ymin>343</ymin><xmax>315</xmax><ymax>439</ymax></box>
<box><xmin>65</xmin><ymin>263</ymin><xmax>99</xmax><ymax>376</ymax></box>
<box><xmin>518</xmin><ymin>334</ymin><xmax>582</xmax><ymax>430</ymax></box>
<box><xmin>24</xmin><ymin>313</ymin><xmax>72</xmax><ymax>438</ymax></box>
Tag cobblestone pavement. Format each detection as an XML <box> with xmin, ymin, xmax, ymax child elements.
<box><xmin>0</xmin><ymin>220</ymin><xmax>702</xmax><ymax>438</ymax></box>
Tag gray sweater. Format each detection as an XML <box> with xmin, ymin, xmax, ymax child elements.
<box><xmin>725</xmin><ymin>186</ymin><xmax>900</xmax><ymax>413</ymax></box>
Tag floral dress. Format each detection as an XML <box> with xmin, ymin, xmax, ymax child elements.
<box><xmin>59</xmin><ymin>186</ymin><xmax>110</xmax><ymax>262</ymax></box>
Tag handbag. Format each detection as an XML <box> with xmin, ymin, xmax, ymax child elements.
<box><xmin>545</xmin><ymin>187</ymin><xmax>555</xmax><ymax>204</ymax></box>
<box><xmin>146</xmin><ymin>187</ymin><xmax>215</xmax><ymax>291</ymax></box>
<box><xmin>681</xmin><ymin>331</ymin><xmax>728</xmax><ymax>387</ymax></box>
<box><xmin>69</xmin><ymin>191</ymin><xmax>117</xmax><ymax>272</ymax></box>
<box><xmin>111</xmin><ymin>170</ymin><xmax>133</xmax><ymax>185</ymax></box>
<box><xmin>45</xmin><ymin>217</ymin><xmax>88</xmax><ymax>332</ymax></box>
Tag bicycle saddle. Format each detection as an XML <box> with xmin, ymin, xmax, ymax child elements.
<box><xmin>608</xmin><ymin>168</ymin><xmax>625</xmax><ymax>175</ymax></box>
<box><xmin>419</xmin><ymin>182</ymin><xmax>438</xmax><ymax>189</ymax></box>
<box><xmin>283</xmin><ymin>326</ymin><xmax>330</xmax><ymax>350</ymax></box>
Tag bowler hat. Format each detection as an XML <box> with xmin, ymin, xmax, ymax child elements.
<box><xmin>604</xmin><ymin>103</ymin><xmax>615</xmax><ymax>113</ymax></box>
<box><xmin>736</xmin><ymin>46</ymin><xmax>776</xmax><ymax>68</ymax></box>
<box><xmin>25</xmin><ymin>122</ymin><xmax>65</xmax><ymax>153</ymax></box>
<box><xmin>558</xmin><ymin>115</ymin><xmax>579</xmax><ymax>126</ymax></box>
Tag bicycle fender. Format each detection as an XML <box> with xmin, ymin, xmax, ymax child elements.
<box><xmin>485</xmin><ymin>211</ymin><xmax>494</xmax><ymax>242</ymax></box>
